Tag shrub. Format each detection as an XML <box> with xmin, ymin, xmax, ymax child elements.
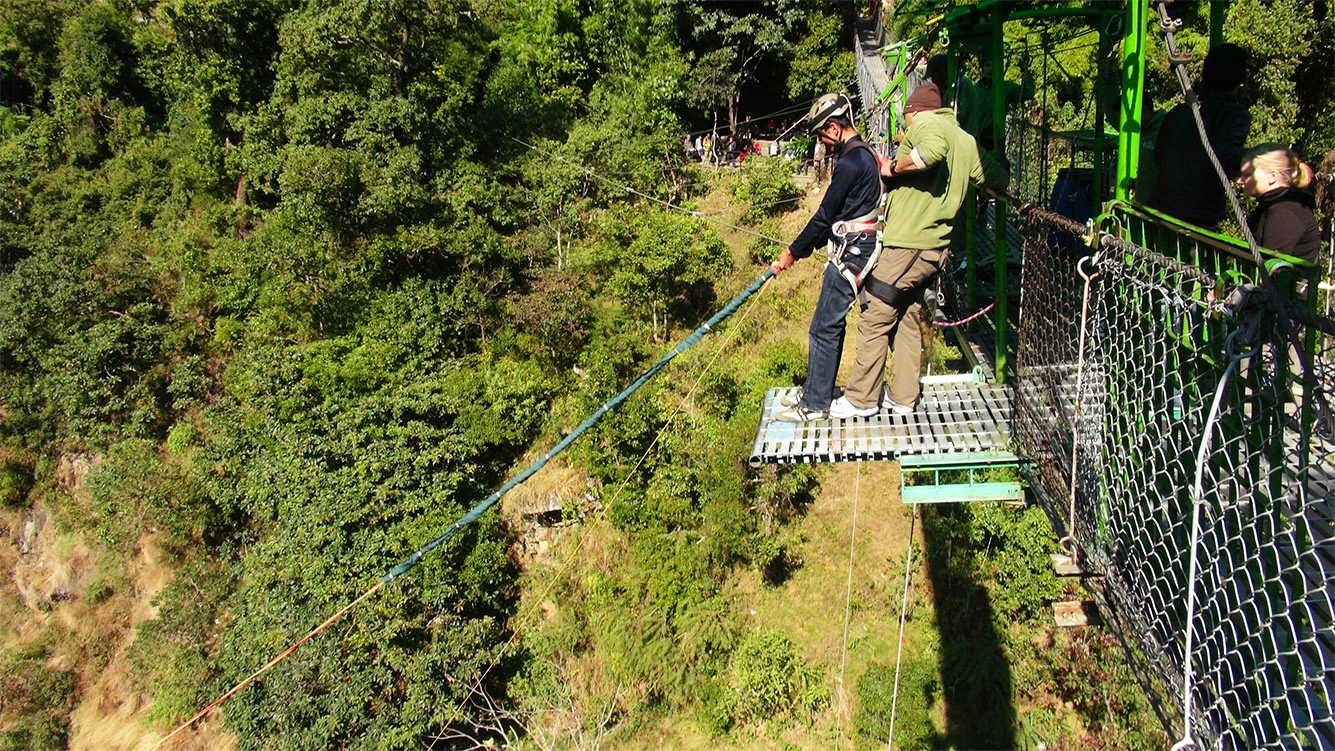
<box><xmin>723</xmin><ymin>628</ymin><xmax>826</xmax><ymax>729</ymax></box>
<box><xmin>746</xmin><ymin>218</ymin><xmax>783</xmax><ymax>266</ymax></box>
<box><xmin>855</xmin><ymin>660</ymin><xmax>939</xmax><ymax>750</ymax></box>
<box><xmin>733</xmin><ymin>156</ymin><xmax>801</xmax><ymax>224</ymax></box>
<box><xmin>131</xmin><ymin>558</ymin><xmax>235</xmax><ymax>726</ymax></box>
<box><xmin>0</xmin><ymin>650</ymin><xmax>77</xmax><ymax>751</ymax></box>
<box><xmin>0</xmin><ymin>449</ymin><xmax>35</xmax><ymax>508</ymax></box>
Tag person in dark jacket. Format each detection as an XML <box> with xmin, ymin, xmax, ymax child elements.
<box><xmin>1238</xmin><ymin>143</ymin><xmax>1321</xmax><ymax>262</ymax></box>
<box><xmin>772</xmin><ymin>93</ymin><xmax>883</xmax><ymax>421</ymax></box>
<box><xmin>1147</xmin><ymin>43</ymin><xmax>1251</xmax><ymax>230</ymax></box>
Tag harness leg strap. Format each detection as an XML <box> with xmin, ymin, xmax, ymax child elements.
<box><xmin>862</xmin><ymin>273</ymin><xmax>914</xmax><ymax>308</ymax></box>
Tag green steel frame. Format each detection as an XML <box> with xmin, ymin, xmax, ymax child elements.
<box><xmin>936</xmin><ymin>0</ymin><xmax>1245</xmax><ymax>381</ymax></box>
<box><xmin>899</xmin><ymin>451</ymin><xmax>1025</xmax><ymax>504</ymax></box>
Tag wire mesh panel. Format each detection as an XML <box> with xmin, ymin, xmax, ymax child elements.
<box><xmin>1012</xmin><ymin>214</ymin><xmax>1090</xmax><ymax>523</ymax></box>
<box><xmin>1013</xmin><ymin>215</ymin><xmax>1335</xmax><ymax>750</ymax></box>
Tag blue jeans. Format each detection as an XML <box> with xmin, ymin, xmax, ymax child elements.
<box><xmin>801</xmin><ymin>247</ymin><xmax>869</xmax><ymax>410</ymax></box>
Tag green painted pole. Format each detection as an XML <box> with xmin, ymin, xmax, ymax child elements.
<box><xmin>1117</xmin><ymin>0</ymin><xmax>1149</xmax><ymax>202</ymax></box>
<box><xmin>1094</xmin><ymin>25</ymin><xmax>1106</xmax><ymax>207</ymax></box>
<box><xmin>992</xmin><ymin>14</ymin><xmax>1008</xmax><ymax>382</ymax></box>
<box><xmin>1209</xmin><ymin>0</ymin><xmax>1228</xmax><ymax>48</ymax></box>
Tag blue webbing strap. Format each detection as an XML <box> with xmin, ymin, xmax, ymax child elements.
<box><xmin>383</xmin><ymin>267</ymin><xmax>777</xmax><ymax>582</ymax></box>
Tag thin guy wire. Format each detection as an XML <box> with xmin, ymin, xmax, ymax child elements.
<box><xmin>699</xmin><ymin>195</ymin><xmax>800</xmax><ymax>217</ymax></box>
<box><xmin>835</xmin><ymin>461</ymin><xmax>862</xmax><ymax>749</ymax></box>
<box><xmin>886</xmin><ymin>504</ymin><xmax>918</xmax><ymax>751</ymax></box>
<box><xmin>507</xmin><ymin>135</ymin><xmax>788</xmax><ymax>248</ymax></box>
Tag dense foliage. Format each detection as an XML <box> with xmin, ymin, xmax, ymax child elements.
<box><xmin>1</xmin><ymin>0</ymin><xmax>1329</xmax><ymax>748</ymax></box>
<box><xmin>0</xmin><ymin>0</ymin><xmax>849</xmax><ymax>747</ymax></box>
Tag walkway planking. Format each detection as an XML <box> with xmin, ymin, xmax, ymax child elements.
<box><xmin>748</xmin><ymin>381</ymin><xmax>1015</xmax><ymax>467</ymax></box>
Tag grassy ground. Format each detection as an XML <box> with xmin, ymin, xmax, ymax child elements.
<box><xmin>572</xmin><ymin>181</ymin><xmax>943</xmax><ymax>750</ymax></box>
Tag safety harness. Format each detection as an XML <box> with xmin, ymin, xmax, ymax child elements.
<box><xmin>827</xmin><ymin>140</ymin><xmax>941</xmax><ymax>311</ymax></box>
<box><xmin>826</xmin><ymin>139</ymin><xmax>889</xmax><ymax>307</ymax></box>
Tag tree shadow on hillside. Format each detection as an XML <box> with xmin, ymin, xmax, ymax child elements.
<box><xmin>920</xmin><ymin>503</ymin><xmax>1017</xmax><ymax>749</ymax></box>
<box><xmin>746</xmin><ymin>462</ymin><xmax>820</xmax><ymax>586</ymax></box>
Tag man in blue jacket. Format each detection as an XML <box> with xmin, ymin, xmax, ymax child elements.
<box><xmin>772</xmin><ymin>93</ymin><xmax>884</xmax><ymax>421</ymax></box>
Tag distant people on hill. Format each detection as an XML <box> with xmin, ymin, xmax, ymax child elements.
<box><xmin>1238</xmin><ymin>143</ymin><xmax>1321</xmax><ymax>262</ymax></box>
<box><xmin>1146</xmin><ymin>43</ymin><xmax>1251</xmax><ymax>230</ymax></box>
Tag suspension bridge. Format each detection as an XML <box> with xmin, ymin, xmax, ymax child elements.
<box><xmin>152</xmin><ymin>2</ymin><xmax>1332</xmax><ymax>749</ymax></box>
<box><xmin>753</xmin><ymin>3</ymin><xmax>1335</xmax><ymax>749</ymax></box>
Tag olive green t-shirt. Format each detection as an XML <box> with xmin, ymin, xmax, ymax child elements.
<box><xmin>882</xmin><ymin>108</ymin><xmax>1009</xmax><ymax>250</ymax></box>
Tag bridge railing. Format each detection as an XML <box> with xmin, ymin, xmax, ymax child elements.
<box><xmin>1014</xmin><ymin>210</ymin><xmax>1335</xmax><ymax>751</ymax></box>
<box><xmin>854</xmin><ymin>27</ymin><xmax>1334</xmax><ymax>750</ymax></box>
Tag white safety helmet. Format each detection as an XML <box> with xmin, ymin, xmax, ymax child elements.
<box><xmin>807</xmin><ymin>93</ymin><xmax>854</xmax><ymax>134</ymax></box>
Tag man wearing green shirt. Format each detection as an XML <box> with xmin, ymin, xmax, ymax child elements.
<box><xmin>829</xmin><ymin>83</ymin><xmax>1009</xmax><ymax>418</ymax></box>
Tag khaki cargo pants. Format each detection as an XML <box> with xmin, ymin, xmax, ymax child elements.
<box><xmin>844</xmin><ymin>246</ymin><xmax>948</xmax><ymax>409</ymax></box>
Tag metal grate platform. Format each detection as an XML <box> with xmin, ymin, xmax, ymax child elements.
<box><xmin>748</xmin><ymin>381</ymin><xmax>1016</xmax><ymax>467</ymax></box>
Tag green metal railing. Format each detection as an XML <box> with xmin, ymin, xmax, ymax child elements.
<box><xmin>863</xmin><ymin>2</ymin><xmax>1333</xmax><ymax>749</ymax></box>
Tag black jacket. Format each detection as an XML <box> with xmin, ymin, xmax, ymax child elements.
<box><xmin>789</xmin><ymin>136</ymin><xmax>882</xmax><ymax>259</ymax></box>
<box><xmin>1248</xmin><ymin>187</ymin><xmax>1322</xmax><ymax>263</ymax></box>
<box><xmin>1147</xmin><ymin>90</ymin><xmax>1251</xmax><ymax>228</ymax></box>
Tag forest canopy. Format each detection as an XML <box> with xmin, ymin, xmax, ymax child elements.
<box><xmin>0</xmin><ymin>0</ymin><xmax>1331</xmax><ymax>749</ymax></box>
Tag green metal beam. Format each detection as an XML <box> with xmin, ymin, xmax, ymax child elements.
<box><xmin>1007</xmin><ymin>7</ymin><xmax>1122</xmax><ymax>22</ymax></box>
<box><xmin>1210</xmin><ymin>0</ymin><xmax>1229</xmax><ymax>48</ymax></box>
<box><xmin>899</xmin><ymin>450</ymin><xmax>1020</xmax><ymax>469</ymax></box>
<box><xmin>1117</xmin><ymin>0</ymin><xmax>1148</xmax><ymax>202</ymax></box>
<box><xmin>902</xmin><ymin>481</ymin><xmax>1025</xmax><ymax>504</ymax></box>
<box><xmin>991</xmin><ymin>15</ymin><xmax>1008</xmax><ymax>383</ymax></box>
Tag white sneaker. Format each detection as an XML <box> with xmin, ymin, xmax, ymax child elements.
<box><xmin>778</xmin><ymin>389</ymin><xmax>803</xmax><ymax>407</ymax></box>
<box><xmin>830</xmin><ymin>396</ymin><xmax>879</xmax><ymax>419</ymax></box>
<box><xmin>775</xmin><ymin>404</ymin><xmax>828</xmax><ymax>422</ymax></box>
<box><xmin>881</xmin><ymin>394</ymin><xmax>915</xmax><ymax>416</ymax></box>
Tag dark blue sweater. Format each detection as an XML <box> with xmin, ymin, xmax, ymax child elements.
<box><xmin>789</xmin><ymin>136</ymin><xmax>883</xmax><ymax>259</ymax></box>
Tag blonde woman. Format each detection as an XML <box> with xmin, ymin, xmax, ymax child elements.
<box><xmin>1238</xmin><ymin>143</ymin><xmax>1321</xmax><ymax>262</ymax></box>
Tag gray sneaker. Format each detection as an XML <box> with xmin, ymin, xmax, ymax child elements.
<box><xmin>775</xmin><ymin>404</ymin><xmax>828</xmax><ymax>422</ymax></box>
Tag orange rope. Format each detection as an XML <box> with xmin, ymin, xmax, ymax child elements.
<box><xmin>150</xmin><ymin>580</ymin><xmax>386</xmax><ymax>749</ymax></box>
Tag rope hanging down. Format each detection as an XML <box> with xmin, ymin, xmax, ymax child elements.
<box><xmin>886</xmin><ymin>505</ymin><xmax>918</xmax><ymax>751</ymax></box>
<box><xmin>152</xmin><ymin>267</ymin><xmax>777</xmax><ymax>747</ymax></box>
<box><xmin>835</xmin><ymin>462</ymin><xmax>862</xmax><ymax>750</ymax></box>
<box><xmin>1170</xmin><ymin>338</ymin><xmax>1256</xmax><ymax>751</ymax></box>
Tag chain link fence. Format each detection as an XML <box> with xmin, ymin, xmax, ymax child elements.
<box><xmin>1013</xmin><ymin>211</ymin><xmax>1335</xmax><ymax>751</ymax></box>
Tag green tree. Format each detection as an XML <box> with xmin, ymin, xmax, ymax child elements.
<box><xmin>722</xmin><ymin>628</ymin><xmax>826</xmax><ymax>729</ymax></box>
<box><xmin>787</xmin><ymin>12</ymin><xmax>855</xmax><ymax>101</ymax></box>
<box><xmin>1225</xmin><ymin>0</ymin><xmax>1315</xmax><ymax>146</ymax></box>
<box><xmin>0</xmin><ymin>0</ymin><xmax>75</xmax><ymax>110</ymax></box>
<box><xmin>685</xmin><ymin>3</ymin><xmax>797</xmax><ymax>133</ymax></box>
<box><xmin>594</xmin><ymin>208</ymin><xmax>733</xmax><ymax>341</ymax></box>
